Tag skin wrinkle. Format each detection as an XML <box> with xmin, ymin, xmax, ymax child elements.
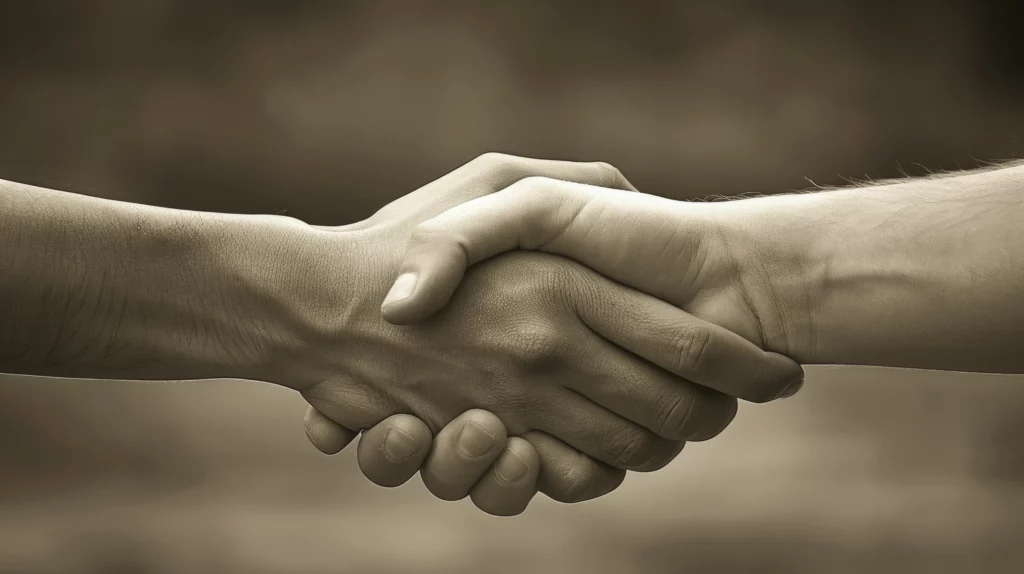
<box><xmin>552</xmin><ymin>447</ymin><xmax>600</xmax><ymax>502</ymax></box>
<box><xmin>714</xmin><ymin>210</ymin><xmax>789</xmax><ymax>354</ymax></box>
<box><xmin>567</xmin><ymin>271</ymin><xmax>713</xmax><ymax>441</ymax></box>
<box><xmin>578</xmin><ymin>305</ymin><xmax>697</xmax><ymax>437</ymax></box>
<box><xmin>666</xmin><ymin>322</ymin><xmax>711</xmax><ymax>381</ymax></box>
<box><xmin>560</xmin><ymin>384</ymin><xmax>648</xmax><ymax>468</ymax></box>
<box><xmin>681</xmin><ymin>221</ymin><xmax>717</xmax><ymax>298</ymax></box>
<box><xmin>533</xmin><ymin>182</ymin><xmax>591</xmax><ymax>252</ymax></box>
<box><xmin>660</xmin><ymin>382</ymin><xmax>698</xmax><ymax>439</ymax></box>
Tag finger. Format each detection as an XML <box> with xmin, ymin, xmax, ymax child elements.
<box><xmin>420</xmin><ymin>409</ymin><xmax>509</xmax><ymax>501</ymax></box>
<box><xmin>356</xmin><ymin>414</ymin><xmax>434</xmax><ymax>487</ymax></box>
<box><xmin>303</xmin><ymin>406</ymin><xmax>358</xmax><ymax>455</ymax></box>
<box><xmin>526</xmin><ymin>389</ymin><xmax>686</xmax><ymax>472</ymax></box>
<box><xmin>689</xmin><ymin>390</ymin><xmax>739</xmax><ymax>441</ymax></box>
<box><xmin>334</xmin><ymin>153</ymin><xmax>637</xmax><ymax>234</ymax></box>
<box><xmin>376</xmin><ymin>173</ymin><xmax>805</xmax><ymax>400</ymax></box>
<box><xmin>301</xmin><ymin>378</ymin><xmax>396</xmax><ymax>431</ymax></box>
<box><xmin>390</xmin><ymin>153</ymin><xmax>638</xmax><ymax>217</ymax></box>
<box><xmin>469</xmin><ymin>437</ymin><xmax>541</xmax><ymax>517</ymax></box>
<box><xmin>522</xmin><ymin>431</ymin><xmax>627</xmax><ymax>504</ymax></box>
<box><xmin>379</xmin><ymin>177</ymin><xmax>605</xmax><ymax>324</ymax></box>
<box><xmin>566</xmin><ymin>327</ymin><xmax>740</xmax><ymax>441</ymax></box>
<box><xmin>573</xmin><ymin>281</ymin><xmax>804</xmax><ymax>403</ymax></box>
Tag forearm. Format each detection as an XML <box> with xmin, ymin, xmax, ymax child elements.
<box><xmin>732</xmin><ymin>164</ymin><xmax>1024</xmax><ymax>373</ymax></box>
<box><xmin>0</xmin><ymin>178</ymin><xmax>326</xmax><ymax>383</ymax></box>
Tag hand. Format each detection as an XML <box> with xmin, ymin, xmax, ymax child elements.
<box><xmin>305</xmin><ymin>407</ymin><xmax>543</xmax><ymax>516</ymax></box>
<box><xmin>295</xmin><ymin>154</ymin><xmax>649</xmax><ymax>509</ymax></box>
<box><xmin>377</xmin><ymin>176</ymin><xmax>807</xmax><ymax>369</ymax></box>
<box><xmin>284</xmin><ymin>154</ymin><xmax>802</xmax><ymax>513</ymax></box>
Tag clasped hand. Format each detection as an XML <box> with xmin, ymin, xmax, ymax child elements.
<box><xmin>291</xmin><ymin>154</ymin><xmax>803</xmax><ymax>516</ymax></box>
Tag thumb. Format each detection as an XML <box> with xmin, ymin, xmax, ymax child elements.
<box><xmin>379</xmin><ymin>178</ymin><xmax>601</xmax><ymax>324</ymax></box>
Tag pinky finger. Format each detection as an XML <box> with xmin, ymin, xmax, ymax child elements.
<box><xmin>303</xmin><ymin>406</ymin><xmax>358</xmax><ymax>455</ymax></box>
<box><xmin>469</xmin><ymin>437</ymin><xmax>541</xmax><ymax>517</ymax></box>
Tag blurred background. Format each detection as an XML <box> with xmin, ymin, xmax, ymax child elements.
<box><xmin>2</xmin><ymin>1</ymin><xmax>1024</xmax><ymax>572</ymax></box>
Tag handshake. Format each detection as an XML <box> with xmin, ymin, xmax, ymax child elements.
<box><xmin>5</xmin><ymin>152</ymin><xmax>1019</xmax><ymax>517</ymax></box>
<box><xmin>274</xmin><ymin>153</ymin><xmax>1022</xmax><ymax>516</ymax></box>
<box><xmin>292</xmin><ymin>153</ymin><xmax>808</xmax><ymax>516</ymax></box>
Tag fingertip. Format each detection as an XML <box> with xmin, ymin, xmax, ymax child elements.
<box><xmin>420</xmin><ymin>410</ymin><xmax>509</xmax><ymax>502</ymax></box>
<box><xmin>757</xmin><ymin>352</ymin><xmax>806</xmax><ymax>403</ymax></box>
<box><xmin>379</xmin><ymin>301</ymin><xmax>420</xmax><ymax>326</ymax></box>
<box><xmin>496</xmin><ymin>437</ymin><xmax>540</xmax><ymax>483</ymax></box>
<box><xmin>469</xmin><ymin>437</ymin><xmax>541</xmax><ymax>517</ymax></box>
<box><xmin>380</xmin><ymin>271</ymin><xmax>428</xmax><ymax>325</ymax></box>
<box><xmin>688</xmin><ymin>396</ymin><xmax>739</xmax><ymax>442</ymax></box>
<box><xmin>379</xmin><ymin>278</ymin><xmax>452</xmax><ymax>326</ymax></box>
<box><xmin>631</xmin><ymin>440</ymin><xmax>687</xmax><ymax>472</ymax></box>
<box><xmin>357</xmin><ymin>414</ymin><xmax>433</xmax><ymax>487</ymax></box>
<box><xmin>381</xmin><ymin>235</ymin><xmax>474</xmax><ymax>325</ymax></box>
<box><xmin>779</xmin><ymin>376</ymin><xmax>804</xmax><ymax>399</ymax></box>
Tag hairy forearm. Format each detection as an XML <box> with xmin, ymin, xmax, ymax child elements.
<box><xmin>0</xmin><ymin>179</ymin><xmax>326</xmax><ymax>382</ymax></box>
<box><xmin>730</xmin><ymin>164</ymin><xmax>1024</xmax><ymax>373</ymax></box>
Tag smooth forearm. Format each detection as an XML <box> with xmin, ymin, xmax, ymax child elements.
<box><xmin>728</xmin><ymin>165</ymin><xmax>1024</xmax><ymax>373</ymax></box>
<box><xmin>0</xmin><ymin>179</ymin><xmax>327</xmax><ymax>382</ymax></box>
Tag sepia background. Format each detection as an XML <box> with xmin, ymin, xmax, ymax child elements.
<box><xmin>2</xmin><ymin>1</ymin><xmax>1024</xmax><ymax>572</ymax></box>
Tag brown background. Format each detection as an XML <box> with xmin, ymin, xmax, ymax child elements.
<box><xmin>2</xmin><ymin>2</ymin><xmax>1024</xmax><ymax>572</ymax></box>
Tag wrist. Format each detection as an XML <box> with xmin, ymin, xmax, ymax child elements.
<box><xmin>710</xmin><ymin>191</ymin><xmax>840</xmax><ymax>363</ymax></box>
<box><xmin>207</xmin><ymin>214</ymin><xmax>363</xmax><ymax>389</ymax></box>
<box><xmin>112</xmin><ymin>210</ymin><xmax>330</xmax><ymax>384</ymax></box>
<box><xmin>717</xmin><ymin>169</ymin><xmax>1024</xmax><ymax>372</ymax></box>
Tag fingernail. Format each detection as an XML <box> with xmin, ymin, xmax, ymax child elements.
<box><xmin>382</xmin><ymin>272</ymin><xmax>418</xmax><ymax>306</ymax></box>
<box><xmin>382</xmin><ymin>427</ymin><xmax>420</xmax><ymax>462</ymax></box>
<box><xmin>495</xmin><ymin>448</ymin><xmax>529</xmax><ymax>482</ymax></box>
<box><xmin>780</xmin><ymin>377</ymin><xmax>804</xmax><ymax>399</ymax></box>
<box><xmin>457</xmin><ymin>421</ymin><xmax>495</xmax><ymax>458</ymax></box>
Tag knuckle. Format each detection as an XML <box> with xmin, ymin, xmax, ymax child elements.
<box><xmin>510</xmin><ymin>175</ymin><xmax>555</xmax><ymax>192</ymax></box>
<box><xmin>473</xmin><ymin>151</ymin><xmax>514</xmax><ymax>167</ymax></box>
<box><xmin>668</xmin><ymin>325</ymin><xmax>715</xmax><ymax>376</ymax></box>
<box><xmin>609</xmin><ymin>431</ymin><xmax>654</xmax><ymax>469</ymax></box>
<box><xmin>407</xmin><ymin>221</ymin><xmax>465</xmax><ymax>261</ymax></box>
<box><xmin>591</xmin><ymin>161</ymin><xmax>625</xmax><ymax>187</ymax></box>
<box><xmin>470</xmin><ymin>152</ymin><xmax>528</xmax><ymax>186</ymax></box>
<box><xmin>657</xmin><ymin>389</ymin><xmax>698</xmax><ymax>439</ymax></box>
<box><xmin>503</xmin><ymin>176</ymin><xmax>557</xmax><ymax>209</ymax></box>
<box><xmin>408</xmin><ymin>220</ymin><xmax>446</xmax><ymax>244</ymax></box>
<box><xmin>550</xmin><ymin>457</ymin><xmax>602</xmax><ymax>503</ymax></box>
<box><xmin>509</xmin><ymin>321</ymin><xmax>566</xmax><ymax>371</ymax></box>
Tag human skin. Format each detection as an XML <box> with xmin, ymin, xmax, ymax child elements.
<box><xmin>329</xmin><ymin>161</ymin><xmax>1023</xmax><ymax>516</ymax></box>
<box><xmin>0</xmin><ymin>154</ymin><xmax>802</xmax><ymax>515</ymax></box>
<box><xmin>383</xmin><ymin>162</ymin><xmax>1024</xmax><ymax>374</ymax></box>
